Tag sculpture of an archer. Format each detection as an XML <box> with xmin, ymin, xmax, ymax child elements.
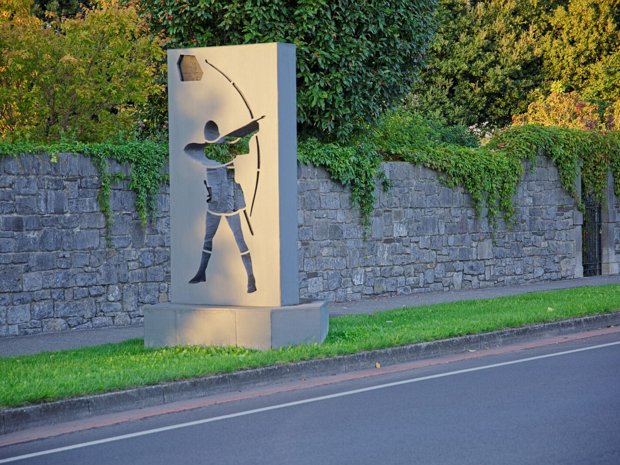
<box><xmin>184</xmin><ymin>116</ymin><xmax>264</xmax><ymax>293</ymax></box>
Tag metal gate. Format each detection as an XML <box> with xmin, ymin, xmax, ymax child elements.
<box><xmin>582</xmin><ymin>193</ymin><xmax>602</xmax><ymax>276</ymax></box>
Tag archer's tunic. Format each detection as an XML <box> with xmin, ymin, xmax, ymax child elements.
<box><xmin>205</xmin><ymin>165</ymin><xmax>246</xmax><ymax>215</ymax></box>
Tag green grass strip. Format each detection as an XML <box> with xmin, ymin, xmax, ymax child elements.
<box><xmin>1</xmin><ymin>284</ymin><xmax>619</xmax><ymax>408</ymax></box>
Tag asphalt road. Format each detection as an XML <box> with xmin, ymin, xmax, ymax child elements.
<box><xmin>2</xmin><ymin>332</ymin><xmax>619</xmax><ymax>465</ymax></box>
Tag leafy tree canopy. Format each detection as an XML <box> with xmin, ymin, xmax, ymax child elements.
<box><xmin>31</xmin><ymin>0</ymin><xmax>93</xmax><ymax>18</ymax></box>
<box><xmin>410</xmin><ymin>0</ymin><xmax>620</xmax><ymax>130</ymax></box>
<box><xmin>0</xmin><ymin>0</ymin><xmax>164</xmax><ymax>142</ymax></box>
<box><xmin>139</xmin><ymin>0</ymin><xmax>438</xmax><ymax>141</ymax></box>
<box><xmin>513</xmin><ymin>89</ymin><xmax>605</xmax><ymax>130</ymax></box>
<box><xmin>542</xmin><ymin>0</ymin><xmax>620</xmax><ymax>100</ymax></box>
<box><xmin>409</xmin><ymin>0</ymin><xmax>552</xmax><ymax>129</ymax></box>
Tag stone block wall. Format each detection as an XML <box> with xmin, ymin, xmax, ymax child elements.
<box><xmin>616</xmin><ymin>196</ymin><xmax>620</xmax><ymax>260</ymax></box>
<box><xmin>616</xmin><ymin>211</ymin><xmax>620</xmax><ymax>266</ymax></box>
<box><xmin>297</xmin><ymin>156</ymin><xmax>585</xmax><ymax>302</ymax></box>
<box><xmin>609</xmin><ymin>175</ymin><xmax>620</xmax><ymax>274</ymax></box>
<box><xmin>1</xmin><ymin>152</ymin><xmax>617</xmax><ymax>336</ymax></box>
<box><xmin>0</xmin><ymin>154</ymin><xmax>169</xmax><ymax>336</ymax></box>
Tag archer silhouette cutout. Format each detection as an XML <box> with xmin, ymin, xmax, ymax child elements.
<box><xmin>184</xmin><ymin>117</ymin><xmax>264</xmax><ymax>293</ymax></box>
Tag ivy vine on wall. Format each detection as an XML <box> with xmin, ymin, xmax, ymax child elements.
<box><xmin>297</xmin><ymin>138</ymin><xmax>388</xmax><ymax>229</ymax></box>
<box><xmin>489</xmin><ymin>126</ymin><xmax>620</xmax><ymax>205</ymax></box>
<box><xmin>0</xmin><ymin>141</ymin><xmax>168</xmax><ymax>243</ymax></box>
<box><xmin>1</xmin><ymin>124</ymin><xmax>618</xmax><ymax>243</ymax></box>
<box><xmin>299</xmin><ymin>123</ymin><xmax>620</xmax><ymax>231</ymax></box>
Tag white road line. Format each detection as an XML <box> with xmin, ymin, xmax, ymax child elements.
<box><xmin>2</xmin><ymin>340</ymin><xmax>619</xmax><ymax>464</ymax></box>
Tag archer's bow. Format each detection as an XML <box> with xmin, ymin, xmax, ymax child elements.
<box><xmin>204</xmin><ymin>60</ymin><xmax>263</xmax><ymax>218</ymax></box>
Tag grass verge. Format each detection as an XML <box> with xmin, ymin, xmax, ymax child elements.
<box><xmin>1</xmin><ymin>284</ymin><xmax>619</xmax><ymax>408</ymax></box>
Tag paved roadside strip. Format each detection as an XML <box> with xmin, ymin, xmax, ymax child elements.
<box><xmin>3</xmin><ymin>330</ymin><xmax>620</xmax><ymax>457</ymax></box>
<box><xmin>2</xmin><ymin>311</ymin><xmax>619</xmax><ymax>438</ymax></box>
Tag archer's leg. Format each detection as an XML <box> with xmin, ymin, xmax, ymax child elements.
<box><xmin>226</xmin><ymin>214</ymin><xmax>257</xmax><ymax>293</ymax></box>
<box><xmin>189</xmin><ymin>212</ymin><xmax>221</xmax><ymax>284</ymax></box>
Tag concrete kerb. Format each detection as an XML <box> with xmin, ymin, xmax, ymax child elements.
<box><xmin>2</xmin><ymin>311</ymin><xmax>620</xmax><ymax>435</ymax></box>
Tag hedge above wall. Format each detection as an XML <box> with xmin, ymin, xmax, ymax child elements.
<box><xmin>1</xmin><ymin>125</ymin><xmax>618</xmax><ymax>243</ymax></box>
<box><xmin>488</xmin><ymin>126</ymin><xmax>620</xmax><ymax>204</ymax></box>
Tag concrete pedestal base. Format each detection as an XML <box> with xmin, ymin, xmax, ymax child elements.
<box><xmin>144</xmin><ymin>301</ymin><xmax>328</xmax><ymax>350</ymax></box>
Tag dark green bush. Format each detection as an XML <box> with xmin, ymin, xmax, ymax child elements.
<box><xmin>430</xmin><ymin>122</ymin><xmax>480</xmax><ymax>148</ymax></box>
<box><xmin>408</xmin><ymin>0</ymin><xmax>546</xmax><ymax>130</ymax></box>
<box><xmin>409</xmin><ymin>0</ymin><xmax>620</xmax><ymax>131</ymax></box>
<box><xmin>372</xmin><ymin>110</ymin><xmax>479</xmax><ymax>152</ymax></box>
<box><xmin>140</xmin><ymin>0</ymin><xmax>437</xmax><ymax>140</ymax></box>
<box><xmin>31</xmin><ymin>0</ymin><xmax>92</xmax><ymax>19</ymax></box>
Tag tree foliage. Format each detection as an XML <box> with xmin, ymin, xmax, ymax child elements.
<box><xmin>411</xmin><ymin>0</ymin><xmax>620</xmax><ymax>130</ymax></box>
<box><xmin>139</xmin><ymin>0</ymin><xmax>438</xmax><ymax>140</ymax></box>
<box><xmin>409</xmin><ymin>0</ymin><xmax>552</xmax><ymax>129</ymax></box>
<box><xmin>542</xmin><ymin>0</ymin><xmax>620</xmax><ymax>100</ymax></box>
<box><xmin>513</xmin><ymin>89</ymin><xmax>604</xmax><ymax>130</ymax></box>
<box><xmin>30</xmin><ymin>0</ymin><xmax>93</xmax><ymax>18</ymax></box>
<box><xmin>0</xmin><ymin>0</ymin><xmax>164</xmax><ymax>142</ymax></box>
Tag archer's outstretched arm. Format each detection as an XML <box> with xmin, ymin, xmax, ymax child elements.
<box><xmin>184</xmin><ymin>143</ymin><xmax>232</xmax><ymax>167</ymax></box>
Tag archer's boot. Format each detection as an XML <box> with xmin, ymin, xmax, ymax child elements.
<box><xmin>247</xmin><ymin>274</ymin><xmax>257</xmax><ymax>293</ymax></box>
<box><xmin>241</xmin><ymin>253</ymin><xmax>257</xmax><ymax>293</ymax></box>
<box><xmin>189</xmin><ymin>251</ymin><xmax>211</xmax><ymax>284</ymax></box>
